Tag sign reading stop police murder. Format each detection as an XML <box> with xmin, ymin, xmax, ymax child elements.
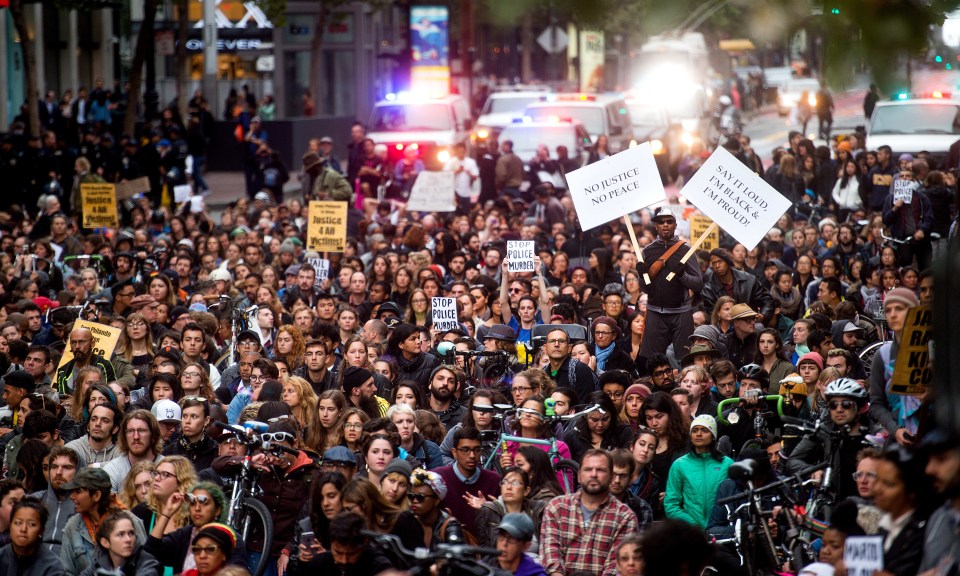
<box><xmin>564</xmin><ymin>142</ymin><xmax>665</xmax><ymax>231</ymax></box>
<box><xmin>844</xmin><ymin>536</ymin><xmax>884</xmax><ymax>576</ymax></box>
<box><xmin>891</xmin><ymin>305</ymin><xmax>933</xmax><ymax>395</ymax></box>
<box><xmin>689</xmin><ymin>215</ymin><xmax>720</xmax><ymax>251</ymax></box>
<box><xmin>506</xmin><ymin>241</ymin><xmax>536</xmax><ymax>273</ymax></box>
<box><xmin>681</xmin><ymin>147</ymin><xmax>792</xmax><ymax>251</ymax></box>
<box><xmin>307</xmin><ymin>201</ymin><xmax>348</xmax><ymax>252</ymax></box>
<box><xmin>407</xmin><ymin>171</ymin><xmax>456</xmax><ymax>212</ymax></box>
<box><xmin>57</xmin><ymin>320</ymin><xmax>122</xmax><ymax>369</ymax></box>
<box><xmin>432</xmin><ymin>297</ymin><xmax>459</xmax><ymax>332</ymax></box>
<box><xmin>81</xmin><ymin>183</ymin><xmax>119</xmax><ymax>228</ymax></box>
<box><xmin>893</xmin><ymin>179</ymin><xmax>915</xmax><ymax>204</ymax></box>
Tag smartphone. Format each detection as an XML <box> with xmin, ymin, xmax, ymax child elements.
<box><xmin>301</xmin><ymin>531</ymin><xmax>316</xmax><ymax>549</ymax></box>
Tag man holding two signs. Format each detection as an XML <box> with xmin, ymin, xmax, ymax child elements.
<box><xmin>637</xmin><ymin>207</ymin><xmax>704</xmax><ymax>362</ymax></box>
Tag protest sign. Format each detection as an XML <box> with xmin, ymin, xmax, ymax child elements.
<box><xmin>432</xmin><ymin>297</ymin><xmax>459</xmax><ymax>331</ymax></box>
<box><xmin>679</xmin><ymin>146</ymin><xmax>792</xmax><ymax>251</ymax></box>
<box><xmin>689</xmin><ymin>215</ymin><xmax>720</xmax><ymax>251</ymax></box>
<box><xmin>506</xmin><ymin>241</ymin><xmax>536</xmax><ymax>273</ymax></box>
<box><xmin>893</xmin><ymin>179</ymin><xmax>915</xmax><ymax>204</ymax></box>
<box><xmin>564</xmin><ymin>142</ymin><xmax>665</xmax><ymax>231</ymax></box>
<box><xmin>844</xmin><ymin>536</ymin><xmax>884</xmax><ymax>576</ymax></box>
<box><xmin>81</xmin><ymin>183</ymin><xmax>119</xmax><ymax>228</ymax></box>
<box><xmin>174</xmin><ymin>184</ymin><xmax>192</xmax><ymax>203</ymax></box>
<box><xmin>891</xmin><ymin>305</ymin><xmax>933</xmax><ymax>395</ymax></box>
<box><xmin>407</xmin><ymin>171</ymin><xmax>456</xmax><ymax>212</ymax></box>
<box><xmin>307</xmin><ymin>257</ymin><xmax>330</xmax><ymax>287</ymax></box>
<box><xmin>57</xmin><ymin>320</ymin><xmax>122</xmax><ymax>369</ymax></box>
<box><xmin>306</xmin><ymin>201</ymin><xmax>348</xmax><ymax>252</ymax></box>
<box><xmin>115</xmin><ymin>177</ymin><xmax>152</xmax><ymax>200</ymax></box>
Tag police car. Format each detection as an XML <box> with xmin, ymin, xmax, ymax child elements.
<box><xmin>472</xmin><ymin>86</ymin><xmax>551</xmax><ymax>146</ymax></box>
<box><xmin>366</xmin><ymin>93</ymin><xmax>474</xmax><ymax>170</ymax></box>
<box><xmin>522</xmin><ymin>93</ymin><xmax>636</xmax><ymax>153</ymax></box>
<box><xmin>867</xmin><ymin>93</ymin><xmax>960</xmax><ymax>165</ymax></box>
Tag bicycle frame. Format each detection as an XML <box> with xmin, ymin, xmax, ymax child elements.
<box><xmin>716</xmin><ymin>395</ymin><xmax>784</xmax><ymax>426</ymax></box>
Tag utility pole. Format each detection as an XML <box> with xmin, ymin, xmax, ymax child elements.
<box><xmin>202</xmin><ymin>0</ymin><xmax>218</xmax><ymax>114</ymax></box>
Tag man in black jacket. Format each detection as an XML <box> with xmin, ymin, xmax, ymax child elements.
<box><xmin>702</xmin><ymin>248</ymin><xmax>775</xmax><ymax>325</ymax></box>
<box><xmin>637</xmin><ymin>208</ymin><xmax>703</xmax><ymax>362</ymax></box>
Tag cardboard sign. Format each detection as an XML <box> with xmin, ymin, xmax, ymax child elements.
<box><xmin>432</xmin><ymin>297</ymin><xmax>459</xmax><ymax>332</ymax></box>
<box><xmin>115</xmin><ymin>177</ymin><xmax>152</xmax><ymax>200</ymax></box>
<box><xmin>891</xmin><ymin>305</ymin><xmax>933</xmax><ymax>395</ymax></box>
<box><xmin>407</xmin><ymin>171</ymin><xmax>456</xmax><ymax>212</ymax></box>
<box><xmin>57</xmin><ymin>320</ymin><xmax>122</xmax><ymax>370</ymax></box>
<box><xmin>307</xmin><ymin>257</ymin><xmax>330</xmax><ymax>287</ymax></box>
<box><xmin>688</xmin><ymin>215</ymin><xmax>720</xmax><ymax>251</ymax></box>
<box><xmin>81</xmin><ymin>183</ymin><xmax>119</xmax><ymax>228</ymax></box>
<box><xmin>893</xmin><ymin>179</ymin><xmax>915</xmax><ymax>204</ymax></box>
<box><xmin>680</xmin><ymin>147</ymin><xmax>792</xmax><ymax>250</ymax></box>
<box><xmin>843</xmin><ymin>536</ymin><xmax>884</xmax><ymax>576</ymax></box>
<box><xmin>506</xmin><ymin>241</ymin><xmax>536</xmax><ymax>273</ymax></box>
<box><xmin>306</xmin><ymin>201</ymin><xmax>348</xmax><ymax>252</ymax></box>
<box><xmin>564</xmin><ymin>142</ymin><xmax>666</xmax><ymax>231</ymax></box>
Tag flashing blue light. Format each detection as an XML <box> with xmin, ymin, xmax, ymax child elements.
<box><xmin>897</xmin><ymin>92</ymin><xmax>909</xmax><ymax>100</ymax></box>
<box><xmin>936</xmin><ymin>55</ymin><xmax>944</xmax><ymax>63</ymax></box>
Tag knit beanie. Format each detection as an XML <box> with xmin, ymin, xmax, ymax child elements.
<box><xmin>797</xmin><ymin>351</ymin><xmax>824</xmax><ymax>371</ymax></box>
<box><xmin>690</xmin><ymin>414</ymin><xmax>718</xmax><ymax>438</ymax></box>
<box><xmin>591</xmin><ymin>316</ymin><xmax>621</xmax><ymax>339</ymax></box>
<box><xmin>624</xmin><ymin>383</ymin><xmax>651</xmax><ymax>400</ymax></box>
<box><xmin>193</xmin><ymin>523</ymin><xmax>238</xmax><ymax>556</ymax></box>
<box><xmin>341</xmin><ymin>367</ymin><xmax>373</xmax><ymax>394</ymax></box>
<box><xmin>883</xmin><ymin>287</ymin><xmax>919</xmax><ymax>310</ymax></box>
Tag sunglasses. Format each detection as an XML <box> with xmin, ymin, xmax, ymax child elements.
<box><xmin>828</xmin><ymin>400</ymin><xmax>856</xmax><ymax>410</ymax></box>
<box><xmin>406</xmin><ymin>493</ymin><xmax>436</xmax><ymax>502</ymax></box>
<box><xmin>185</xmin><ymin>493</ymin><xmax>213</xmax><ymax>505</ymax></box>
<box><xmin>191</xmin><ymin>545</ymin><xmax>220</xmax><ymax>556</ymax></box>
<box><xmin>182</xmin><ymin>396</ymin><xmax>208</xmax><ymax>402</ymax></box>
<box><xmin>261</xmin><ymin>431</ymin><xmax>296</xmax><ymax>444</ymax></box>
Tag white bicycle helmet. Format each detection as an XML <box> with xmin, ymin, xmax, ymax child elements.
<box><xmin>824</xmin><ymin>378</ymin><xmax>868</xmax><ymax>401</ymax></box>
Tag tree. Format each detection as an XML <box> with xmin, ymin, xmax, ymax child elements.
<box><xmin>9</xmin><ymin>0</ymin><xmax>40</xmax><ymax>137</ymax></box>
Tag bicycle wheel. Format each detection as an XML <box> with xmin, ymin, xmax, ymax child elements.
<box><xmin>236</xmin><ymin>497</ymin><xmax>274</xmax><ymax>576</ymax></box>
<box><xmin>858</xmin><ymin>341</ymin><xmax>884</xmax><ymax>381</ymax></box>
<box><xmin>553</xmin><ymin>458</ymin><xmax>580</xmax><ymax>493</ymax></box>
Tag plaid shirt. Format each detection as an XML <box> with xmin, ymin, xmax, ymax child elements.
<box><xmin>539</xmin><ymin>490</ymin><xmax>639</xmax><ymax>576</ymax></box>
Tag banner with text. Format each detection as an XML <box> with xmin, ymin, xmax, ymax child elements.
<box><xmin>680</xmin><ymin>147</ymin><xmax>792</xmax><ymax>250</ymax></box>
<box><xmin>432</xmin><ymin>297</ymin><xmax>459</xmax><ymax>331</ymax></box>
<box><xmin>407</xmin><ymin>171</ymin><xmax>456</xmax><ymax>212</ymax></box>
<box><xmin>506</xmin><ymin>241</ymin><xmax>536</xmax><ymax>273</ymax></box>
<box><xmin>307</xmin><ymin>201</ymin><xmax>348</xmax><ymax>252</ymax></box>
<box><xmin>308</xmin><ymin>258</ymin><xmax>330</xmax><ymax>287</ymax></box>
<box><xmin>564</xmin><ymin>142</ymin><xmax>665</xmax><ymax>231</ymax></box>
<box><xmin>891</xmin><ymin>305</ymin><xmax>933</xmax><ymax>396</ymax></box>
<box><xmin>892</xmin><ymin>180</ymin><xmax>915</xmax><ymax>204</ymax></box>
<box><xmin>688</xmin><ymin>215</ymin><xmax>720</xmax><ymax>251</ymax></box>
<box><xmin>81</xmin><ymin>183</ymin><xmax>120</xmax><ymax>229</ymax></box>
<box><xmin>844</xmin><ymin>536</ymin><xmax>883</xmax><ymax>576</ymax></box>
<box><xmin>57</xmin><ymin>320</ymin><xmax>122</xmax><ymax>369</ymax></box>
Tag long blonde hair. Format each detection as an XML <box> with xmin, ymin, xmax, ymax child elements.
<box><xmin>283</xmin><ymin>376</ymin><xmax>319</xmax><ymax>443</ymax></box>
<box><xmin>147</xmin><ymin>456</ymin><xmax>197</xmax><ymax>528</ymax></box>
<box><xmin>119</xmin><ymin>461</ymin><xmax>156</xmax><ymax>510</ymax></box>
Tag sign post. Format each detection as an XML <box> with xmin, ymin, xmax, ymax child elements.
<box><xmin>891</xmin><ymin>305</ymin><xmax>933</xmax><ymax>395</ymax></box>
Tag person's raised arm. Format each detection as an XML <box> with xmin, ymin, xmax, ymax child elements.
<box><xmin>500</xmin><ymin>258</ymin><xmax>513</xmax><ymax>325</ymax></box>
<box><xmin>535</xmin><ymin>255</ymin><xmax>550</xmax><ymax>319</ymax></box>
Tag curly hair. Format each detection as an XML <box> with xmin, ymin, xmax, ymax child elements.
<box><xmin>119</xmin><ymin>460</ymin><xmax>156</xmax><ymax>510</ymax></box>
<box><xmin>275</xmin><ymin>325</ymin><xmax>306</xmax><ymax>371</ymax></box>
<box><xmin>181</xmin><ymin>362</ymin><xmax>217</xmax><ymax>403</ymax></box>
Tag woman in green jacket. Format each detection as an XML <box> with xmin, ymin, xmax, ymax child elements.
<box><xmin>664</xmin><ymin>415</ymin><xmax>732</xmax><ymax>528</ymax></box>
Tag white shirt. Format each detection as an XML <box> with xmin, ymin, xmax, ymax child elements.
<box><xmin>444</xmin><ymin>156</ymin><xmax>479</xmax><ymax>198</ymax></box>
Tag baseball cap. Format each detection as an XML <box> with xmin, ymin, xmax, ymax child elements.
<box><xmin>498</xmin><ymin>512</ymin><xmax>535</xmax><ymax>541</ymax></box>
<box><xmin>60</xmin><ymin>468</ymin><xmax>112</xmax><ymax>492</ymax></box>
<box><xmin>651</xmin><ymin>206</ymin><xmax>675</xmax><ymax>222</ymax></box>
<box><xmin>152</xmin><ymin>399</ymin><xmax>182</xmax><ymax>423</ymax></box>
<box><xmin>322</xmin><ymin>446</ymin><xmax>357</xmax><ymax>466</ymax></box>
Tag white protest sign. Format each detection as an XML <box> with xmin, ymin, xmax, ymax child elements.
<box><xmin>407</xmin><ymin>171</ymin><xmax>456</xmax><ymax>212</ymax></box>
<box><xmin>431</xmin><ymin>297</ymin><xmax>459</xmax><ymax>331</ymax></box>
<box><xmin>307</xmin><ymin>257</ymin><xmax>330</xmax><ymax>287</ymax></box>
<box><xmin>564</xmin><ymin>142</ymin><xmax>665</xmax><ymax>231</ymax></box>
<box><xmin>506</xmin><ymin>241</ymin><xmax>536</xmax><ymax>273</ymax></box>
<box><xmin>843</xmin><ymin>536</ymin><xmax>884</xmax><ymax>576</ymax></box>
<box><xmin>893</xmin><ymin>179</ymin><xmax>915</xmax><ymax>204</ymax></box>
<box><xmin>680</xmin><ymin>146</ymin><xmax>792</xmax><ymax>251</ymax></box>
<box><xmin>173</xmin><ymin>184</ymin><xmax>192</xmax><ymax>203</ymax></box>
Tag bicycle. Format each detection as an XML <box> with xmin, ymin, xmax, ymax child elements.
<box><xmin>481</xmin><ymin>401</ymin><xmax>600</xmax><ymax>493</ymax></box>
<box><xmin>857</xmin><ymin>315</ymin><xmax>888</xmax><ymax>381</ymax></box>
<box><xmin>360</xmin><ymin>530</ymin><xmax>510</xmax><ymax>576</ymax></box>
<box><xmin>715</xmin><ymin>394</ymin><xmax>785</xmax><ymax>456</ymax></box>
<box><xmin>214</xmin><ymin>421</ymin><xmax>279</xmax><ymax>576</ymax></box>
<box><xmin>210</xmin><ymin>297</ymin><xmax>260</xmax><ymax>371</ymax></box>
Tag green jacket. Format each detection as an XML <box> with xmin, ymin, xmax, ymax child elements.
<box><xmin>311</xmin><ymin>167</ymin><xmax>353</xmax><ymax>201</ymax></box>
<box><xmin>664</xmin><ymin>450</ymin><xmax>732</xmax><ymax>528</ymax></box>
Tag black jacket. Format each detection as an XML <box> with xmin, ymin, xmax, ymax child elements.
<box><xmin>161</xmin><ymin>432</ymin><xmax>219</xmax><ymax>471</ymax></box>
<box><xmin>545</xmin><ymin>357</ymin><xmax>599</xmax><ymax>405</ymax></box>
<box><xmin>702</xmin><ymin>268</ymin><xmax>776</xmax><ymax>325</ymax></box>
<box><xmin>145</xmin><ymin>525</ymin><xmax>247</xmax><ymax>573</ymax></box>
<box><xmin>881</xmin><ymin>513</ymin><xmax>926</xmax><ymax>576</ymax></box>
<box><xmin>396</xmin><ymin>352</ymin><xmax>440</xmax><ymax>384</ymax></box>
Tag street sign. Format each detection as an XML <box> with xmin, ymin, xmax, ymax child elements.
<box><xmin>537</xmin><ymin>26</ymin><xmax>568</xmax><ymax>54</ymax></box>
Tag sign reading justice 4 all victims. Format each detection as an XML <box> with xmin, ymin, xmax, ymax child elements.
<box><xmin>681</xmin><ymin>147</ymin><xmax>793</xmax><ymax>251</ymax></box>
<box><xmin>564</xmin><ymin>142</ymin><xmax>666</xmax><ymax>231</ymax></box>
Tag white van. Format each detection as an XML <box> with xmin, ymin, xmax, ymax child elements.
<box><xmin>522</xmin><ymin>93</ymin><xmax>636</xmax><ymax>153</ymax></box>
<box><xmin>366</xmin><ymin>94</ymin><xmax>473</xmax><ymax>169</ymax></box>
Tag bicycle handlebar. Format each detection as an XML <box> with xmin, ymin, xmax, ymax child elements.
<box><xmin>716</xmin><ymin>395</ymin><xmax>784</xmax><ymax>426</ymax></box>
<box><xmin>359</xmin><ymin>531</ymin><xmax>503</xmax><ymax>571</ymax></box>
<box><xmin>715</xmin><ymin>461</ymin><xmax>829</xmax><ymax>505</ymax></box>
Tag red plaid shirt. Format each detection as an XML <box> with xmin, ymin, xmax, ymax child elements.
<box><xmin>539</xmin><ymin>490</ymin><xmax>639</xmax><ymax>576</ymax></box>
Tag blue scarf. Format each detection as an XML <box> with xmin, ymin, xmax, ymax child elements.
<box><xmin>595</xmin><ymin>342</ymin><xmax>615</xmax><ymax>372</ymax></box>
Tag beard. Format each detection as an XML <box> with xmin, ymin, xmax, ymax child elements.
<box><xmin>431</xmin><ymin>386</ymin><xmax>454</xmax><ymax>402</ymax></box>
<box><xmin>581</xmin><ymin>480</ymin><xmax>610</xmax><ymax>496</ymax></box>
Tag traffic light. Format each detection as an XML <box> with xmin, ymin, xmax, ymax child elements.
<box><xmin>936</xmin><ymin>55</ymin><xmax>943</xmax><ymax>63</ymax></box>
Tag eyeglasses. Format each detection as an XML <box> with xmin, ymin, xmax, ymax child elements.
<box><xmin>191</xmin><ymin>545</ymin><xmax>220</xmax><ymax>556</ymax></box>
<box><xmin>594</xmin><ymin>330</ymin><xmax>615</xmax><ymax>337</ymax></box>
<box><xmin>508</xmin><ymin>288</ymin><xmax>525</xmax><ymax>293</ymax></box>
<box><xmin>500</xmin><ymin>479</ymin><xmax>525</xmax><ymax>487</ymax></box>
<box><xmin>127</xmin><ymin>321</ymin><xmax>146</xmax><ymax>328</ymax></box>
<box><xmin>828</xmin><ymin>400</ymin><xmax>856</xmax><ymax>411</ymax></box>
<box><xmin>126</xmin><ymin>428</ymin><xmax>150</xmax><ymax>437</ymax></box>
<box><xmin>406</xmin><ymin>493</ymin><xmax>436</xmax><ymax>502</ymax></box>
<box><xmin>511</xmin><ymin>386</ymin><xmax>533</xmax><ymax>395</ymax></box>
<box><xmin>261</xmin><ymin>431</ymin><xmax>295</xmax><ymax>444</ymax></box>
<box><xmin>185</xmin><ymin>493</ymin><xmax>213</xmax><ymax>505</ymax></box>
<box><xmin>344</xmin><ymin>422</ymin><xmax>363</xmax><ymax>430</ymax></box>
<box><xmin>411</xmin><ymin>299</ymin><xmax>427</xmax><ymax>304</ymax></box>
<box><xmin>250</xmin><ymin>374</ymin><xmax>265</xmax><ymax>382</ymax></box>
<box><xmin>603</xmin><ymin>300</ymin><xmax>622</xmax><ymax>307</ymax></box>
<box><xmin>456</xmin><ymin>446</ymin><xmax>483</xmax><ymax>455</ymax></box>
<box><xmin>606</xmin><ymin>391</ymin><xmax>625</xmax><ymax>399</ymax></box>
<box><xmin>652</xmin><ymin>369</ymin><xmax>672</xmax><ymax>377</ymax></box>
<box><xmin>151</xmin><ymin>470</ymin><xmax>176</xmax><ymax>481</ymax></box>
<box><xmin>852</xmin><ymin>471</ymin><xmax>877</xmax><ymax>482</ymax></box>
<box><xmin>547</xmin><ymin>338</ymin><xmax>568</xmax><ymax>345</ymax></box>
<box><xmin>182</xmin><ymin>371</ymin><xmax>203</xmax><ymax>378</ymax></box>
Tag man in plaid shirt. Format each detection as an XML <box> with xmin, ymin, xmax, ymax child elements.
<box><xmin>539</xmin><ymin>449</ymin><xmax>640</xmax><ymax>576</ymax></box>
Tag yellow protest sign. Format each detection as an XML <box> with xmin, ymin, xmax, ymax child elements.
<box><xmin>81</xmin><ymin>183</ymin><xmax>119</xmax><ymax>228</ymax></box>
<box><xmin>57</xmin><ymin>320</ymin><xmax>122</xmax><ymax>369</ymax></box>
<box><xmin>890</xmin><ymin>305</ymin><xmax>933</xmax><ymax>396</ymax></box>
<box><xmin>307</xmin><ymin>201</ymin><xmax>348</xmax><ymax>252</ymax></box>
<box><xmin>689</xmin><ymin>215</ymin><xmax>720</xmax><ymax>252</ymax></box>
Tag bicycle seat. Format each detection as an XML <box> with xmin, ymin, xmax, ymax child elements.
<box><xmin>728</xmin><ymin>459</ymin><xmax>757</xmax><ymax>481</ymax></box>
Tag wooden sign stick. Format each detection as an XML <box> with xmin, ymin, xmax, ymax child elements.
<box><xmin>623</xmin><ymin>215</ymin><xmax>654</xmax><ymax>286</ymax></box>
<box><xmin>666</xmin><ymin>222</ymin><xmax>718</xmax><ymax>282</ymax></box>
